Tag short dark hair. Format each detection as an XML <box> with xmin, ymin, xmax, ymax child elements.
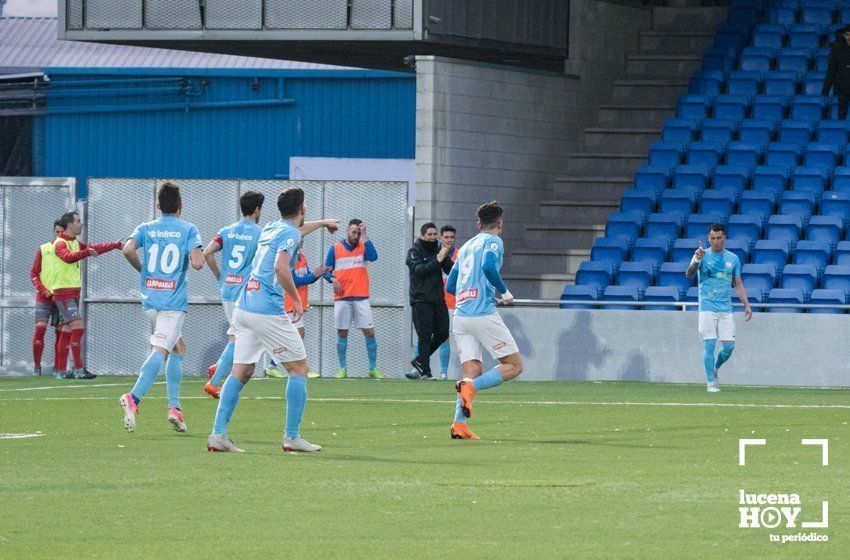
<box><xmin>53</xmin><ymin>218</ymin><xmax>63</xmax><ymax>229</ymax></box>
<box><xmin>58</xmin><ymin>212</ymin><xmax>77</xmax><ymax>230</ymax></box>
<box><xmin>277</xmin><ymin>187</ymin><xmax>305</xmax><ymax>218</ymax></box>
<box><xmin>709</xmin><ymin>223</ymin><xmax>727</xmax><ymax>235</ymax></box>
<box><xmin>158</xmin><ymin>182</ymin><xmax>181</xmax><ymax>214</ymax></box>
<box><xmin>440</xmin><ymin>225</ymin><xmax>456</xmax><ymax>235</ymax></box>
<box><xmin>420</xmin><ymin>222</ymin><xmax>437</xmax><ymax>235</ymax></box>
<box><xmin>349</xmin><ymin>218</ymin><xmax>362</xmax><ymax>228</ymax></box>
<box><xmin>240</xmin><ymin>191</ymin><xmax>265</xmax><ymax>216</ymax></box>
<box><xmin>477</xmin><ymin>201</ymin><xmax>503</xmax><ymax>227</ymax></box>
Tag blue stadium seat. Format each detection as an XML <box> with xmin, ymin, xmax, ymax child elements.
<box><xmin>835</xmin><ymin>241</ymin><xmax>850</xmax><ymax>266</ymax></box>
<box><xmin>728</xmin><ymin>214</ymin><xmax>765</xmax><ymax>249</ymax></box>
<box><xmin>685</xmin><ymin>214</ymin><xmax>726</xmax><ymax>239</ymax></box>
<box><xmin>803</xmin><ymin>72</ymin><xmax>827</xmax><ymax>96</ymax></box>
<box><xmin>790</xmin><ymin>95</ymin><xmax>827</xmax><ymax>120</ymax></box>
<box><xmin>778</xmin><ymin>119</ymin><xmax>815</xmax><ymax>144</ymax></box>
<box><xmin>620</xmin><ymin>189</ymin><xmax>658</xmax><ymax>217</ymax></box>
<box><xmin>739</xmin><ymin>119</ymin><xmax>776</xmax><ymax>145</ymax></box>
<box><xmin>616</xmin><ymin>262</ymin><xmax>655</xmax><ymax>296</ymax></box>
<box><xmin>635</xmin><ymin>165</ymin><xmax>671</xmax><ymax>193</ymax></box>
<box><xmin>832</xmin><ymin>166</ymin><xmax>850</xmax><ymax>193</ymax></box>
<box><xmin>660</xmin><ymin>188</ymin><xmax>697</xmax><ymax>218</ymax></box>
<box><xmin>645</xmin><ymin>213</ymin><xmax>683</xmax><ymax>245</ymax></box>
<box><xmin>662</xmin><ymin>118</ymin><xmax>700</xmax><ymax>143</ymax></box>
<box><xmin>788</xmin><ymin>23</ymin><xmax>823</xmax><ymax>50</ymax></box>
<box><xmin>766</xmin><ymin>142</ymin><xmax>802</xmax><ymax>167</ymax></box>
<box><xmin>656</xmin><ymin>262</ymin><xmax>693</xmax><ymax>298</ymax></box>
<box><xmin>753</xmin><ymin>239</ymin><xmax>790</xmax><ymax>275</ymax></box>
<box><xmin>734</xmin><ymin>287</ymin><xmax>765</xmax><ymax>312</ymax></box>
<box><xmin>726</xmin><ymin>141</ymin><xmax>764</xmax><ymax>169</ymax></box>
<box><xmin>740</xmin><ymin>47</ymin><xmax>777</xmax><ymax>72</ymax></box>
<box><xmin>840</xmin><ymin>6</ymin><xmax>850</xmax><ymax>23</ymax></box>
<box><xmin>816</xmin><ymin>46</ymin><xmax>831</xmax><ymax>71</ymax></box>
<box><xmin>779</xmin><ymin>191</ymin><xmax>817</xmax><ymax>225</ymax></box>
<box><xmin>781</xmin><ymin>263</ymin><xmax>818</xmax><ymax>297</ymax></box>
<box><xmin>807</xmin><ymin>215</ymin><xmax>844</xmax><ymax>248</ymax></box>
<box><xmin>742</xmin><ymin>263</ymin><xmax>778</xmax><ymax>297</ymax></box>
<box><xmin>727</xmin><ymin>72</ymin><xmax>762</xmax><ymax>98</ymax></box>
<box><xmin>576</xmin><ymin>261</ymin><xmax>613</xmax><ymax>297</ymax></box>
<box><xmin>715</xmin><ymin>94</ymin><xmax>751</xmax><ymax>121</ymax></box>
<box><xmin>715</xmin><ymin>25</ymin><xmax>751</xmax><ymax>51</ymax></box>
<box><xmin>804</xmin><ymin>142</ymin><xmax>841</xmax><ymax>169</ymax></box>
<box><xmin>673</xmin><ymin>165</ymin><xmax>710</xmax><ymax>193</ymax></box>
<box><xmin>601</xmin><ymin>286</ymin><xmax>640</xmax><ymax>310</ymax></box>
<box><xmin>701</xmin><ymin>50</ymin><xmax>736</xmax><ymax>76</ymax></box>
<box><xmin>752</xmin><ymin>94</ymin><xmax>788</xmax><ymax>120</ymax></box>
<box><xmin>823</xmin><ymin>265</ymin><xmax>850</xmax><ymax>295</ymax></box>
<box><xmin>685</xmin><ymin>286</ymin><xmax>699</xmax><ymax>311</ymax></box>
<box><xmin>752</xmin><ymin>23</ymin><xmax>786</xmax><ymax>50</ymax></box>
<box><xmin>777</xmin><ymin>48</ymin><xmax>812</xmax><ymax>76</ymax></box>
<box><xmin>767</xmin><ymin>288</ymin><xmax>805</xmax><ymax>312</ymax></box>
<box><xmin>752</xmin><ymin>165</ymin><xmax>790</xmax><ymax>198</ymax></box>
<box><xmin>560</xmin><ymin>285</ymin><xmax>598</xmax><ymax>310</ymax></box>
<box><xmin>631</xmin><ymin>238</ymin><xmax>670</xmax><ymax>274</ymax></box>
<box><xmin>820</xmin><ymin>192</ymin><xmax>850</xmax><ymax>226</ymax></box>
<box><xmin>713</xmin><ymin>165</ymin><xmax>751</xmax><ymax>192</ymax></box>
<box><xmin>763</xmin><ymin>70</ymin><xmax>799</xmax><ymax>96</ymax></box>
<box><xmin>816</xmin><ymin>120</ymin><xmax>850</xmax><ymax>144</ymax></box>
<box><xmin>649</xmin><ymin>141</ymin><xmax>685</xmax><ymax>168</ymax></box>
<box><xmin>794</xmin><ymin>239</ymin><xmax>831</xmax><ymax>274</ymax></box>
<box><xmin>605</xmin><ymin>213</ymin><xmax>643</xmax><ymax>246</ymax></box>
<box><xmin>808</xmin><ymin>288</ymin><xmax>846</xmax><ymax>313</ymax></box>
<box><xmin>701</xmin><ymin>119</ymin><xmax>739</xmax><ymax>144</ymax></box>
<box><xmin>766</xmin><ymin>214</ymin><xmax>803</xmax><ymax>248</ymax></box>
<box><xmin>671</xmin><ymin>238</ymin><xmax>702</xmax><ymax>262</ymax></box>
<box><xmin>590</xmin><ymin>237</ymin><xmax>630</xmax><ymax>275</ymax></box>
<box><xmin>725</xmin><ymin>238</ymin><xmax>752</xmax><ymax>263</ymax></box>
<box><xmin>700</xmin><ymin>189</ymin><xmax>738</xmax><ymax>218</ymax></box>
<box><xmin>642</xmin><ymin>286</ymin><xmax>682</xmax><ymax>311</ymax></box>
<box><xmin>766</xmin><ymin>8</ymin><xmax>797</xmax><ymax>27</ymax></box>
<box><xmin>792</xmin><ymin>166</ymin><xmax>828</xmax><ymax>197</ymax></box>
<box><xmin>690</xmin><ymin>71</ymin><xmax>726</xmax><ymax>95</ymax></box>
<box><xmin>740</xmin><ymin>190</ymin><xmax>777</xmax><ymax>221</ymax></box>
<box><xmin>677</xmin><ymin>95</ymin><xmax>713</xmax><ymax>120</ymax></box>
<box><xmin>801</xmin><ymin>5</ymin><xmax>834</xmax><ymax>26</ymax></box>
<box><xmin>687</xmin><ymin>141</ymin><xmax>725</xmax><ymax>169</ymax></box>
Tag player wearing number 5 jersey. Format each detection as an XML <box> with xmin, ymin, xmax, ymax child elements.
<box><xmin>118</xmin><ymin>183</ymin><xmax>205</xmax><ymax>434</ymax></box>
<box><xmin>201</xmin><ymin>191</ymin><xmax>264</xmax><ymax>398</ymax></box>
<box><xmin>445</xmin><ymin>201</ymin><xmax>523</xmax><ymax>440</ymax></box>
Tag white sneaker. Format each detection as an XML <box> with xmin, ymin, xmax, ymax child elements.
<box><xmin>707</xmin><ymin>381</ymin><xmax>720</xmax><ymax>393</ymax></box>
<box><xmin>282</xmin><ymin>436</ymin><xmax>322</xmax><ymax>453</ymax></box>
<box><xmin>207</xmin><ymin>434</ymin><xmax>245</xmax><ymax>452</ymax></box>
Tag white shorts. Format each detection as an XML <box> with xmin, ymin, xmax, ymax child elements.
<box><xmin>334</xmin><ymin>299</ymin><xmax>375</xmax><ymax>330</ymax></box>
<box><xmin>452</xmin><ymin>313</ymin><xmax>519</xmax><ymax>364</ymax></box>
<box><xmin>222</xmin><ymin>301</ymin><xmax>236</xmax><ymax>336</ymax></box>
<box><xmin>288</xmin><ymin>310</ymin><xmax>305</xmax><ymax>330</ymax></box>
<box><xmin>699</xmin><ymin>312</ymin><xmax>735</xmax><ymax>341</ymax></box>
<box><xmin>145</xmin><ymin>310</ymin><xmax>185</xmax><ymax>353</ymax></box>
<box><xmin>232</xmin><ymin>308</ymin><xmax>307</xmax><ymax>365</ymax></box>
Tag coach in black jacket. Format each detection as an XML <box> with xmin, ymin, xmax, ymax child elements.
<box><xmin>822</xmin><ymin>25</ymin><xmax>850</xmax><ymax>119</ymax></box>
<box><xmin>406</xmin><ymin>222</ymin><xmax>454</xmax><ymax>379</ymax></box>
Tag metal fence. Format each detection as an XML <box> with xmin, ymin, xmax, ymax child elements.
<box><xmin>0</xmin><ymin>178</ymin><xmax>76</xmax><ymax>374</ymax></box>
<box><xmin>84</xmin><ymin>178</ymin><xmax>411</xmax><ymax>378</ymax></box>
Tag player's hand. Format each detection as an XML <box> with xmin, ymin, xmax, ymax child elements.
<box><xmin>114</xmin><ymin>239</ymin><xmax>125</xmax><ymax>249</ymax></box>
<box><xmin>359</xmin><ymin>223</ymin><xmax>368</xmax><ymax>241</ymax></box>
<box><xmin>744</xmin><ymin>305</ymin><xmax>753</xmax><ymax>321</ymax></box>
<box><xmin>41</xmin><ymin>289</ymin><xmax>53</xmax><ymax>300</ymax></box>
<box><xmin>313</xmin><ymin>264</ymin><xmax>332</xmax><ymax>277</ymax></box>
<box><xmin>324</xmin><ymin>219</ymin><xmax>339</xmax><ymax>234</ymax></box>
<box><xmin>695</xmin><ymin>241</ymin><xmax>705</xmax><ymax>261</ymax></box>
<box><xmin>437</xmin><ymin>246</ymin><xmax>450</xmax><ymax>262</ymax></box>
<box><xmin>290</xmin><ymin>299</ymin><xmax>304</xmax><ymax>324</ymax></box>
<box><xmin>87</xmin><ymin>248</ymin><xmax>98</xmax><ymax>257</ymax></box>
<box><xmin>332</xmin><ymin>278</ymin><xmax>344</xmax><ymax>296</ymax></box>
<box><xmin>498</xmin><ymin>290</ymin><xmax>514</xmax><ymax>306</ymax></box>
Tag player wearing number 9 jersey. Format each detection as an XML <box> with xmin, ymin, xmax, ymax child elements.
<box><xmin>201</xmin><ymin>191</ymin><xmax>264</xmax><ymax>398</ymax></box>
<box><xmin>118</xmin><ymin>183</ymin><xmax>205</xmax><ymax>434</ymax></box>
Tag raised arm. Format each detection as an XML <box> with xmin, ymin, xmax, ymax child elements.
<box><xmin>685</xmin><ymin>242</ymin><xmax>705</xmax><ymax>278</ymax></box>
<box><xmin>300</xmin><ymin>219</ymin><xmax>339</xmax><ymax>237</ymax></box>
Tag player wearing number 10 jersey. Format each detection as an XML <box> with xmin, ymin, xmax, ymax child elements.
<box><xmin>118</xmin><ymin>183</ymin><xmax>205</xmax><ymax>434</ymax></box>
<box><xmin>201</xmin><ymin>191</ymin><xmax>264</xmax><ymax>398</ymax></box>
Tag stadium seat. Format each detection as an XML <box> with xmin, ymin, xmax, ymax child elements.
<box><xmin>777</xmin><ymin>119</ymin><xmax>815</xmax><ymax>145</ymax></box>
<box><xmin>687</xmin><ymin>141</ymin><xmax>725</xmax><ymax>169</ymax></box>
<box><xmin>777</xmin><ymin>48</ymin><xmax>812</xmax><ymax>76</ymax></box>
<box><xmin>739</xmin><ymin>118</ymin><xmax>776</xmax><ymax>145</ymax></box>
<box><xmin>808</xmin><ymin>288</ymin><xmax>846</xmax><ymax>313</ymax></box>
<box><xmin>726</xmin><ymin>72</ymin><xmax>762</xmax><ymax>98</ymax></box>
<box><xmin>820</xmin><ymin>192</ymin><xmax>850</xmax><ymax>226</ymax></box>
<box><xmin>725</xmin><ymin>238</ymin><xmax>752</xmax><ymax>264</ymax></box>
<box><xmin>642</xmin><ymin>286</ymin><xmax>682</xmax><ymax>311</ymax></box>
<box><xmin>662</xmin><ymin>118</ymin><xmax>700</xmax><ymax>143</ymax></box>
<box><xmin>792</xmin><ymin>166</ymin><xmax>828</xmax><ymax>197</ymax></box>
<box><xmin>752</xmin><ymin>94</ymin><xmax>788</xmax><ymax>120</ymax></box>
<box><xmin>788</xmin><ymin>23</ymin><xmax>823</xmax><ymax>50</ymax></box>
<box><xmin>660</xmin><ymin>189</ymin><xmax>697</xmax><ymax>218</ymax></box>
<box><xmin>742</xmin><ymin>263</ymin><xmax>778</xmax><ymax>297</ymax></box>
<box><xmin>630</xmin><ymin>238</ymin><xmax>670</xmax><ymax>274</ymax></box>
<box><xmin>779</xmin><ymin>191</ymin><xmax>816</xmax><ymax>225</ymax></box>
<box><xmin>806</xmin><ymin>215</ymin><xmax>844</xmax><ymax>248</ymax></box>
<box><xmin>700</xmin><ymin>189</ymin><xmax>738</xmax><ymax>218</ymax></box>
<box><xmin>714</xmin><ymin>95</ymin><xmax>751</xmax><ymax>121</ymax></box>
<box><xmin>752</xmin><ymin>23</ymin><xmax>786</xmax><ymax>50</ymax></box>
<box><xmin>605</xmin><ymin>213</ymin><xmax>643</xmax><ymax>246</ymax></box>
<box><xmin>576</xmin><ymin>261</ymin><xmax>613</xmax><ymax>296</ymax></box>
<box><xmin>590</xmin><ymin>237</ymin><xmax>630</xmax><ymax>275</ymax></box>
<box><xmin>677</xmin><ymin>95</ymin><xmax>713</xmax><ymax>120</ymax></box>
<box><xmin>739</xmin><ymin>190</ymin><xmax>777</xmax><ymax>222</ymax></box>
<box><xmin>752</xmin><ymin>165</ymin><xmax>790</xmax><ymax>198</ymax></box>
<box><xmin>790</xmin><ymin>95</ymin><xmax>826</xmax><ymax>120</ymax></box>
<box><xmin>671</xmin><ymin>238</ymin><xmax>702</xmax><ymax>263</ymax></box>
<box><xmin>560</xmin><ymin>285</ymin><xmax>598</xmax><ymax>310</ymax></box>
<box><xmin>685</xmin><ymin>286</ymin><xmax>699</xmax><ymax>311</ymax></box>
<box><xmin>765</xmin><ymin>142</ymin><xmax>802</xmax><ymax>167</ymax></box>
<box><xmin>766</xmin><ymin>7</ymin><xmax>797</xmax><ymax>26</ymax></box>
<box><xmin>802</xmin><ymin>71</ymin><xmax>827</xmax><ymax>96</ymax></box>
<box><xmin>726</xmin><ymin>142</ymin><xmax>764</xmax><ymax>169</ymax></box>
<box><xmin>645</xmin><ymin>213</ymin><xmax>683</xmax><ymax>245</ymax></box>
<box><xmin>713</xmin><ymin>165</ymin><xmax>750</xmax><ymax>192</ymax></box>
<box><xmin>793</xmin><ymin>239</ymin><xmax>832</xmax><ymax>274</ymax></box>
<box><xmin>816</xmin><ymin>120</ymin><xmax>850</xmax><ymax>144</ymax></box>
<box><xmin>816</xmin><ymin>46</ymin><xmax>831</xmax><ymax>71</ymax></box>
<box><xmin>685</xmin><ymin>214</ymin><xmax>725</xmax><ymax>239</ymax></box>
<box><xmin>763</xmin><ymin>70</ymin><xmax>799</xmax><ymax>96</ymax></box>
<box><xmin>740</xmin><ymin>47</ymin><xmax>776</xmax><ymax>72</ymax></box>
<box><xmin>701</xmin><ymin>50</ymin><xmax>736</xmax><ymax>76</ymax></box>
<box><xmin>835</xmin><ymin>241</ymin><xmax>850</xmax><ymax>266</ymax></box>
<box><xmin>635</xmin><ymin>165</ymin><xmax>671</xmax><ymax>193</ymax></box>
<box><xmin>673</xmin><ymin>165</ymin><xmax>710</xmax><ymax>193</ymax></box>
<box><xmin>601</xmin><ymin>286</ymin><xmax>640</xmax><ymax>310</ymax></box>
<box><xmin>656</xmin><ymin>262</ymin><xmax>693</xmax><ymax>298</ymax></box>
<box><xmin>753</xmin><ymin>239</ymin><xmax>790</xmax><ymax>275</ymax></box>
<box><xmin>728</xmin><ymin>214</ymin><xmax>765</xmax><ymax>248</ymax></box>
<box><xmin>616</xmin><ymin>262</ymin><xmax>655</xmax><ymax>295</ymax></box>
<box><xmin>649</xmin><ymin>141</ymin><xmax>685</xmax><ymax>169</ymax></box>
<box><xmin>701</xmin><ymin>119</ymin><xmax>739</xmax><ymax>144</ymax></box>
<box><xmin>620</xmin><ymin>189</ymin><xmax>658</xmax><ymax>217</ymax></box>
<box><xmin>780</xmin><ymin>263</ymin><xmax>818</xmax><ymax>297</ymax></box>
<box><xmin>767</xmin><ymin>288</ymin><xmax>805</xmax><ymax>312</ymax></box>
<box><xmin>734</xmin><ymin>287</ymin><xmax>765</xmax><ymax>312</ymax></box>
<box><xmin>766</xmin><ymin>214</ymin><xmax>803</xmax><ymax>248</ymax></box>
<box><xmin>823</xmin><ymin>265</ymin><xmax>850</xmax><ymax>295</ymax></box>
<box><xmin>804</xmin><ymin>142</ymin><xmax>841</xmax><ymax>169</ymax></box>
<box><xmin>802</xmin><ymin>5</ymin><xmax>834</xmax><ymax>26</ymax></box>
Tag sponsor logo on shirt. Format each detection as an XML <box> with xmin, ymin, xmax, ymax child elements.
<box><xmin>224</xmin><ymin>274</ymin><xmax>244</xmax><ymax>285</ymax></box>
<box><xmin>145</xmin><ymin>278</ymin><xmax>176</xmax><ymax>290</ymax></box>
<box><xmin>456</xmin><ymin>289</ymin><xmax>479</xmax><ymax>304</ymax></box>
<box><xmin>148</xmin><ymin>231</ymin><xmax>182</xmax><ymax>239</ymax></box>
<box><xmin>246</xmin><ymin>278</ymin><xmax>261</xmax><ymax>292</ymax></box>
<box><xmin>226</xmin><ymin>233</ymin><xmax>255</xmax><ymax>241</ymax></box>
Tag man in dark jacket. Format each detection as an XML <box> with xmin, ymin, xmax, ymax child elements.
<box><xmin>406</xmin><ymin>222</ymin><xmax>454</xmax><ymax>379</ymax></box>
<box><xmin>822</xmin><ymin>25</ymin><xmax>850</xmax><ymax>119</ymax></box>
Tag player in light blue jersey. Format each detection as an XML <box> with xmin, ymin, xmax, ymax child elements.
<box><xmin>445</xmin><ymin>202</ymin><xmax>523</xmax><ymax>440</ymax></box>
<box><xmin>207</xmin><ymin>187</ymin><xmax>339</xmax><ymax>453</ymax></box>
<box><xmin>201</xmin><ymin>191</ymin><xmax>265</xmax><ymax>399</ymax></box>
<box><xmin>686</xmin><ymin>223</ymin><xmax>752</xmax><ymax>393</ymax></box>
<box><xmin>118</xmin><ymin>183</ymin><xmax>205</xmax><ymax>433</ymax></box>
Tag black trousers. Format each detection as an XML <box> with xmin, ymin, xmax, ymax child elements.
<box><xmin>838</xmin><ymin>95</ymin><xmax>850</xmax><ymax>119</ymax></box>
<box><xmin>411</xmin><ymin>301</ymin><xmax>450</xmax><ymax>375</ymax></box>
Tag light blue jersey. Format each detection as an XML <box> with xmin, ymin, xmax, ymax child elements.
<box><xmin>237</xmin><ymin>219</ymin><xmax>301</xmax><ymax>316</ymax></box>
<box><xmin>131</xmin><ymin>215</ymin><xmax>203</xmax><ymax>312</ymax></box>
<box><xmin>453</xmin><ymin>232</ymin><xmax>505</xmax><ymax>318</ymax></box>
<box><xmin>215</xmin><ymin>219</ymin><xmax>261</xmax><ymax>302</ymax></box>
<box><xmin>698</xmin><ymin>249</ymin><xmax>741</xmax><ymax>313</ymax></box>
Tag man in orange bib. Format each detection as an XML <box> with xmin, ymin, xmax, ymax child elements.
<box><xmin>324</xmin><ymin>219</ymin><xmax>381</xmax><ymax>379</ymax></box>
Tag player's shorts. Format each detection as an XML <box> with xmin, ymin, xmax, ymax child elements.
<box><xmin>452</xmin><ymin>312</ymin><xmax>519</xmax><ymax>364</ymax></box>
<box><xmin>334</xmin><ymin>299</ymin><xmax>375</xmax><ymax>330</ymax></box>
<box><xmin>145</xmin><ymin>309</ymin><xmax>185</xmax><ymax>353</ymax></box>
<box><xmin>34</xmin><ymin>300</ymin><xmax>59</xmax><ymax>326</ymax></box>
<box><xmin>232</xmin><ymin>308</ymin><xmax>307</xmax><ymax>365</ymax></box>
<box><xmin>699</xmin><ymin>311</ymin><xmax>735</xmax><ymax>341</ymax></box>
<box><xmin>55</xmin><ymin>298</ymin><xmax>81</xmax><ymax>325</ymax></box>
<box><xmin>288</xmin><ymin>310</ymin><xmax>305</xmax><ymax>330</ymax></box>
<box><xmin>222</xmin><ymin>300</ymin><xmax>236</xmax><ymax>336</ymax></box>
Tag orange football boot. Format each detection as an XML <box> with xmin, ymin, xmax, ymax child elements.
<box><xmin>207</xmin><ymin>364</ymin><xmax>217</xmax><ymax>379</ymax></box>
<box><xmin>204</xmin><ymin>381</ymin><xmax>221</xmax><ymax>399</ymax></box>
<box><xmin>455</xmin><ymin>379</ymin><xmax>476</xmax><ymax>418</ymax></box>
<box><xmin>450</xmin><ymin>422</ymin><xmax>479</xmax><ymax>440</ymax></box>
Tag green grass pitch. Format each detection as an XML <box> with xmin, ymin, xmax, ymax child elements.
<box><xmin>1</xmin><ymin>376</ymin><xmax>848</xmax><ymax>559</ymax></box>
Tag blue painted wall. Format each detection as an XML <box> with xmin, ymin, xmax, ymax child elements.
<box><xmin>40</xmin><ymin>68</ymin><xmax>416</xmax><ymax>197</ymax></box>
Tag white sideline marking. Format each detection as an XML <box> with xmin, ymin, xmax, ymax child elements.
<box><xmin>2</xmin><ymin>395</ymin><xmax>850</xmax><ymax>409</ymax></box>
<box><xmin>0</xmin><ymin>378</ymin><xmax>270</xmax><ymax>393</ymax></box>
<box><xmin>0</xmin><ymin>432</ymin><xmax>44</xmax><ymax>439</ymax></box>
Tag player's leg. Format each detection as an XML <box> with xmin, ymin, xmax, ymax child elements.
<box><xmin>53</xmin><ymin>299</ymin><xmax>75</xmax><ymax>378</ymax></box>
<box><xmin>713</xmin><ymin>313</ymin><xmax>735</xmax><ymax>378</ymax></box>
<box><xmin>449</xmin><ymin>317</ymin><xmax>482</xmax><ymax>439</ymax></box>
<box><xmin>61</xmin><ymin>298</ymin><xmax>92</xmax><ymax>379</ymax></box>
<box><xmin>33</xmin><ymin>310</ymin><xmax>49</xmax><ymax>375</ymax></box>
<box><xmin>119</xmin><ymin>311</ymin><xmax>169</xmax><ymax>433</ymax></box>
<box><xmin>335</xmin><ymin>300</ymin><xmax>351</xmax><ymax>377</ymax></box>
<box><xmin>699</xmin><ymin>312</ymin><xmax>720</xmax><ymax>392</ymax></box>
<box><xmin>165</xmin><ymin>329</ymin><xmax>187</xmax><ymax>432</ymax></box>
<box><xmin>208</xmin><ymin>302</ymin><xmax>236</xmax><ymax>392</ymax></box>
<box><xmin>439</xmin><ymin>313</ymin><xmax>453</xmax><ymax>379</ymax></box>
<box><xmin>358</xmin><ymin>300</ymin><xmax>380</xmax><ymax>378</ymax></box>
<box><xmin>432</xmin><ymin>304</ymin><xmax>450</xmax><ymax>379</ymax></box>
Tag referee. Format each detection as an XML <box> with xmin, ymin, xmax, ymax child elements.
<box><xmin>406</xmin><ymin>222</ymin><xmax>454</xmax><ymax>379</ymax></box>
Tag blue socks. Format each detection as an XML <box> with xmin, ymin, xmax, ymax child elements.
<box><xmin>130</xmin><ymin>351</ymin><xmax>165</xmax><ymax>403</ymax></box>
<box><xmin>439</xmin><ymin>341</ymin><xmax>451</xmax><ymax>374</ymax></box>
<box><xmin>365</xmin><ymin>336</ymin><xmax>378</xmax><ymax>371</ymax></box>
<box><xmin>165</xmin><ymin>354</ymin><xmax>183</xmax><ymax>409</ymax></box>
<box><xmin>454</xmin><ymin>396</ymin><xmax>466</xmax><ymax>423</ymax></box>
<box><xmin>715</xmin><ymin>341</ymin><xmax>735</xmax><ymax>372</ymax></box>
<box><xmin>211</xmin><ymin>340</ymin><xmax>235</xmax><ymax>386</ymax></box>
<box><xmin>337</xmin><ymin>337</ymin><xmax>348</xmax><ymax>370</ymax></box>
<box><xmin>285</xmin><ymin>375</ymin><xmax>307</xmax><ymax>439</ymax></box>
<box><xmin>472</xmin><ymin>368</ymin><xmax>504</xmax><ymax>392</ymax></box>
<box><xmin>703</xmin><ymin>339</ymin><xmax>717</xmax><ymax>382</ymax></box>
<box><xmin>212</xmin><ymin>375</ymin><xmax>245</xmax><ymax>435</ymax></box>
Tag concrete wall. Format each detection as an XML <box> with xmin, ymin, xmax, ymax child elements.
<box><xmin>414</xmin><ymin>0</ymin><xmax>652</xmax><ymax>244</ymax></box>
